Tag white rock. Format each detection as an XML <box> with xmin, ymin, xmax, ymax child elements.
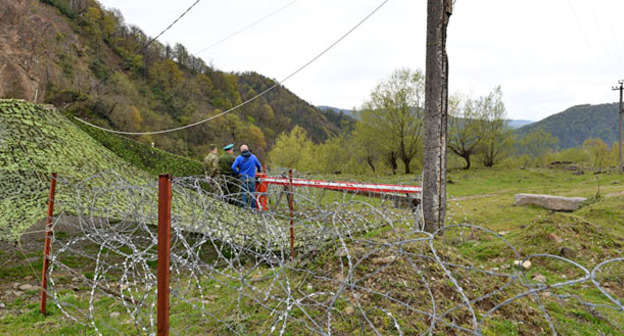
<box><xmin>18</xmin><ymin>284</ymin><xmax>36</xmax><ymax>291</ymax></box>
<box><xmin>522</xmin><ymin>260</ymin><xmax>532</xmax><ymax>270</ymax></box>
<box><xmin>109</xmin><ymin>312</ymin><xmax>121</xmax><ymax>318</ymax></box>
<box><xmin>513</xmin><ymin>260</ymin><xmax>532</xmax><ymax>270</ymax></box>
<box><xmin>514</xmin><ymin>194</ymin><xmax>586</xmax><ymax>211</ymax></box>
<box><xmin>532</xmin><ymin>274</ymin><xmax>546</xmax><ymax>283</ymax></box>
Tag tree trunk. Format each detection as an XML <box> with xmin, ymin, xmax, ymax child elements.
<box><xmin>402</xmin><ymin>157</ymin><xmax>412</xmax><ymax>174</ymax></box>
<box><xmin>366</xmin><ymin>157</ymin><xmax>376</xmax><ymax>172</ymax></box>
<box><xmin>386</xmin><ymin>151</ymin><xmax>399</xmax><ymax>175</ymax></box>
<box><xmin>463</xmin><ymin>154</ymin><xmax>471</xmax><ymax>170</ymax></box>
<box><xmin>422</xmin><ymin>0</ymin><xmax>451</xmax><ymax>233</ymax></box>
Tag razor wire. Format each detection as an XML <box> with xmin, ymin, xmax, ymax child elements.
<box><xmin>38</xmin><ymin>172</ymin><xmax>624</xmax><ymax>335</ymax></box>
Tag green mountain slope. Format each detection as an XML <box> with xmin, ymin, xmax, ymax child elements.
<box><xmin>515</xmin><ymin>103</ymin><xmax>620</xmax><ymax>148</ymax></box>
<box><xmin>0</xmin><ymin>0</ymin><xmax>350</xmax><ymax>162</ymax></box>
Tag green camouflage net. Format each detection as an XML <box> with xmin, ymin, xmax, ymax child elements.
<box><xmin>0</xmin><ymin>99</ymin><xmax>150</xmax><ymax>240</ymax></box>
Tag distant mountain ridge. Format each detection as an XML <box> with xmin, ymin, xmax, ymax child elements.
<box><xmin>317</xmin><ymin>106</ymin><xmax>358</xmax><ymax>120</ymax></box>
<box><xmin>515</xmin><ymin>102</ymin><xmax>620</xmax><ymax>149</ymax></box>
<box><xmin>507</xmin><ymin>119</ymin><xmax>533</xmax><ymax>129</ymax></box>
<box><xmin>318</xmin><ymin>105</ymin><xmax>533</xmax><ymax>130</ymax></box>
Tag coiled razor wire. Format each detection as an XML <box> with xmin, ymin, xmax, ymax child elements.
<box><xmin>40</xmin><ymin>172</ymin><xmax>623</xmax><ymax>335</ymax></box>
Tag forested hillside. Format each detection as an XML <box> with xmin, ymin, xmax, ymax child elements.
<box><xmin>515</xmin><ymin>102</ymin><xmax>620</xmax><ymax>149</ymax></box>
<box><xmin>0</xmin><ymin>0</ymin><xmax>349</xmax><ymax>161</ymax></box>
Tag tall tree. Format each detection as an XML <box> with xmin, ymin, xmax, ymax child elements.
<box><xmin>359</xmin><ymin>68</ymin><xmax>425</xmax><ymax>174</ymax></box>
<box><xmin>448</xmin><ymin>94</ymin><xmax>483</xmax><ymax>169</ymax></box>
<box><xmin>519</xmin><ymin>128</ymin><xmax>559</xmax><ymax>163</ymax></box>
<box><xmin>583</xmin><ymin>138</ymin><xmax>609</xmax><ymax>171</ymax></box>
<box><xmin>268</xmin><ymin>126</ymin><xmax>316</xmax><ymax>170</ymax></box>
<box><xmin>352</xmin><ymin>123</ymin><xmax>379</xmax><ymax>173</ymax></box>
<box><xmin>423</xmin><ymin>0</ymin><xmax>452</xmax><ymax>233</ymax></box>
<box><xmin>480</xmin><ymin>86</ymin><xmax>513</xmax><ymax>167</ymax></box>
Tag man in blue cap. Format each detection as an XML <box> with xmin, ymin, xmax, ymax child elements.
<box><xmin>218</xmin><ymin>143</ymin><xmax>239</xmax><ymax>205</ymax></box>
<box><xmin>231</xmin><ymin>144</ymin><xmax>262</xmax><ymax>208</ymax></box>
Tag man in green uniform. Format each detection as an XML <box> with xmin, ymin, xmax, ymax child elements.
<box><xmin>218</xmin><ymin>143</ymin><xmax>240</xmax><ymax>204</ymax></box>
<box><xmin>204</xmin><ymin>144</ymin><xmax>219</xmax><ymax>192</ymax></box>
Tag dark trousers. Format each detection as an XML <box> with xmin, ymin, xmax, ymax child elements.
<box><xmin>241</xmin><ymin>176</ymin><xmax>256</xmax><ymax>208</ymax></box>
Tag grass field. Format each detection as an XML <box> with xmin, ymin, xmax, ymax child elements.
<box><xmin>0</xmin><ymin>167</ymin><xmax>622</xmax><ymax>335</ymax></box>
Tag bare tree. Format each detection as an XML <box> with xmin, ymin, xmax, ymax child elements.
<box><xmin>423</xmin><ymin>0</ymin><xmax>452</xmax><ymax>233</ymax></box>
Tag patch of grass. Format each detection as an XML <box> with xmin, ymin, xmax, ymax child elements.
<box><xmin>0</xmin><ymin>260</ymin><xmax>42</xmax><ymax>279</ymax></box>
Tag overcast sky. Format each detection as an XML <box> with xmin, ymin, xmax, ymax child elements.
<box><xmin>97</xmin><ymin>0</ymin><xmax>624</xmax><ymax>121</ymax></box>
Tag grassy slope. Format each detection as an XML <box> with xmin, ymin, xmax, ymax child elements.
<box><xmin>72</xmin><ymin>118</ymin><xmax>203</xmax><ymax>177</ymax></box>
<box><xmin>444</xmin><ymin>168</ymin><xmax>624</xmax><ymax>335</ymax></box>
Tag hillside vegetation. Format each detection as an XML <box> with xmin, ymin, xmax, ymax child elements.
<box><xmin>516</xmin><ymin>103</ymin><xmax>620</xmax><ymax>149</ymax></box>
<box><xmin>0</xmin><ymin>0</ymin><xmax>349</xmax><ymax>162</ymax></box>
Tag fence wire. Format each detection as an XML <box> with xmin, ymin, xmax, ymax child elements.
<box><xmin>40</xmin><ymin>173</ymin><xmax>623</xmax><ymax>335</ymax></box>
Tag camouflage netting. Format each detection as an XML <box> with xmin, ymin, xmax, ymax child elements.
<box><xmin>0</xmin><ymin>99</ymin><xmax>151</xmax><ymax>240</ymax></box>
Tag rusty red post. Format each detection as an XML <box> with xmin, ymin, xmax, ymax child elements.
<box><xmin>288</xmin><ymin>169</ymin><xmax>295</xmax><ymax>261</ymax></box>
<box><xmin>157</xmin><ymin>174</ymin><xmax>172</xmax><ymax>336</ymax></box>
<box><xmin>40</xmin><ymin>172</ymin><xmax>57</xmax><ymax>315</ymax></box>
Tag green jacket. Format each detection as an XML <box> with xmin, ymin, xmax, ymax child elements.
<box><xmin>204</xmin><ymin>152</ymin><xmax>219</xmax><ymax>177</ymax></box>
<box><xmin>218</xmin><ymin>153</ymin><xmax>237</xmax><ymax>176</ymax></box>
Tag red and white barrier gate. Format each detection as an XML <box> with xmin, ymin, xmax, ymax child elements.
<box><xmin>254</xmin><ymin>173</ymin><xmax>421</xmax><ymax>211</ymax></box>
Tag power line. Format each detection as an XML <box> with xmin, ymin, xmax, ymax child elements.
<box><xmin>605</xmin><ymin>0</ymin><xmax>624</xmax><ymax>74</ymax></box>
<box><xmin>75</xmin><ymin>0</ymin><xmax>391</xmax><ymax>136</ymax></box>
<box><xmin>566</xmin><ymin>0</ymin><xmax>607</xmax><ymax>75</ymax></box>
<box><xmin>87</xmin><ymin>0</ymin><xmax>203</xmax><ymax>94</ymax></box>
<box><xmin>589</xmin><ymin>3</ymin><xmax>619</xmax><ymax>74</ymax></box>
<box><xmin>194</xmin><ymin>0</ymin><xmax>299</xmax><ymax>55</ymax></box>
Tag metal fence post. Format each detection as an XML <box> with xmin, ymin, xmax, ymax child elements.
<box><xmin>40</xmin><ymin>172</ymin><xmax>57</xmax><ymax>315</ymax></box>
<box><xmin>157</xmin><ymin>174</ymin><xmax>172</xmax><ymax>336</ymax></box>
<box><xmin>288</xmin><ymin>169</ymin><xmax>295</xmax><ymax>261</ymax></box>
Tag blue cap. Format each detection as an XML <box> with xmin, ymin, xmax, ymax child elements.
<box><xmin>223</xmin><ymin>144</ymin><xmax>234</xmax><ymax>150</ymax></box>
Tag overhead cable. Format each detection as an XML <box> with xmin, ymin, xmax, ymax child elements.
<box><xmin>87</xmin><ymin>0</ymin><xmax>203</xmax><ymax>94</ymax></box>
<box><xmin>565</xmin><ymin>0</ymin><xmax>606</xmax><ymax>75</ymax></box>
<box><xmin>194</xmin><ymin>0</ymin><xmax>299</xmax><ymax>55</ymax></box>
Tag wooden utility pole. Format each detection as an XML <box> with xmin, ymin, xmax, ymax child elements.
<box><xmin>423</xmin><ymin>0</ymin><xmax>452</xmax><ymax>233</ymax></box>
<box><xmin>613</xmin><ymin>80</ymin><xmax>623</xmax><ymax>173</ymax></box>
